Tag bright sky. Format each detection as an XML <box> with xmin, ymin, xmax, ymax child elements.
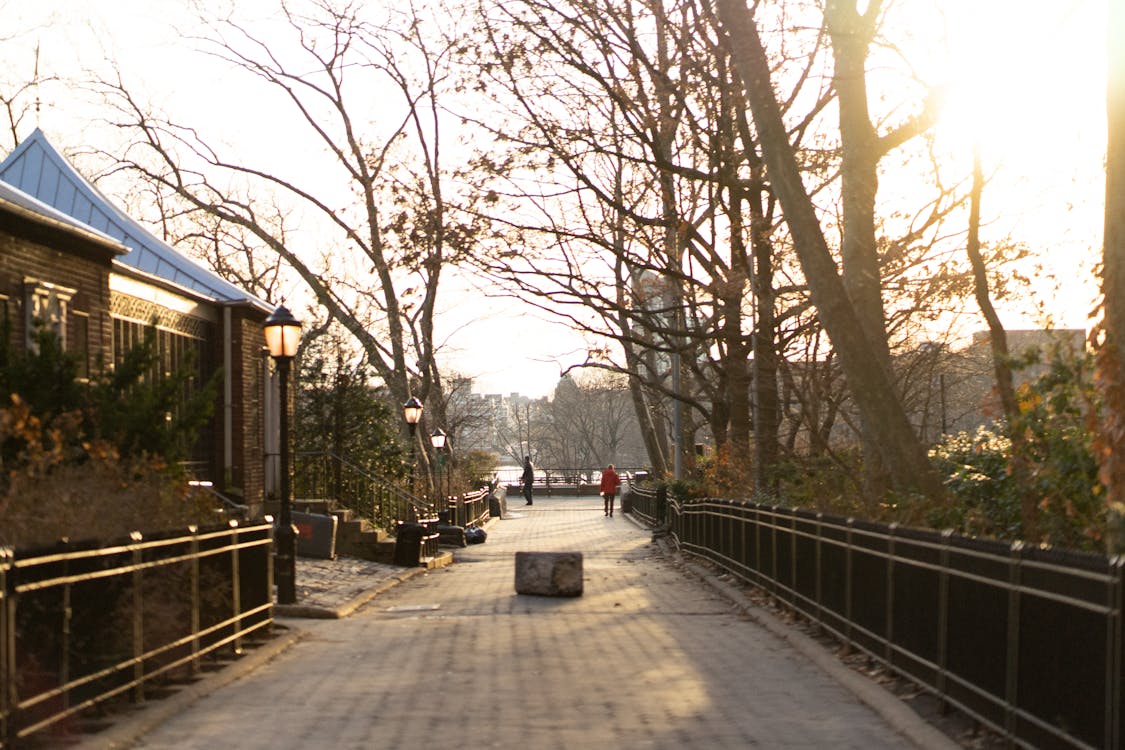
<box><xmin>1</xmin><ymin>0</ymin><xmax>1110</xmax><ymax>396</ymax></box>
<box><xmin>922</xmin><ymin>0</ymin><xmax>1106</xmax><ymax>330</ymax></box>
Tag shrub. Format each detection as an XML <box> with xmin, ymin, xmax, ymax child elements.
<box><xmin>928</xmin><ymin>347</ymin><xmax>1104</xmax><ymax>551</ymax></box>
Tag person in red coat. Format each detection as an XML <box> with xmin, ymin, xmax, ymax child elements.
<box><xmin>600</xmin><ymin>464</ymin><xmax>621</xmax><ymax>518</ymax></box>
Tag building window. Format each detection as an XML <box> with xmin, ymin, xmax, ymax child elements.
<box><xmin>24</xmin><ymin>279</ymin><xmax>75</xmax><ymax>351</ymax></box>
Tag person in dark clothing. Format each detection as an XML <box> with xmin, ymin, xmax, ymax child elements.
<box><xmin>600</xmin><ymin>464</ymin><xmax>620</xmax><ymax>517</ymax></box>
<box><xmin>521</xmin><ymin>455</ymin><xmax>535</xmax><ymax>505</ymax></box>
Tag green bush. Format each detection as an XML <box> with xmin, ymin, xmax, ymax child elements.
<box><xmin>929</xmin><ymin>347</ymin><xmax>1104</xmax><ymax>551</ymax></box>
<box><xmin>0</xmin><ymin>324</ymin><xmax>222</xmax><ymax>547</ymax></box>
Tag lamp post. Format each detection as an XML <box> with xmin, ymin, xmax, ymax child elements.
<box><xmin>430</xmin><ymin>427</ymin><xmax>447</xmax><ymax>511</ymax></box>
<box><xmin>403</xmin><ymin>397</ymin><xmax>423</xmax><ymax>496</ymax></box>
<box><xmin>264</xmin><ymin>304</ymin><xmax>302</xmax><ymax>605</ymax></box>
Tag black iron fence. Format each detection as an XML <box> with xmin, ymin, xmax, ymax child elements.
<box><xmin>502</xmin><ymin>467</ymin><xmax>648</xmax><ymax>497</ymax></box>
<box><xmin>627</xmin><ymin>485</ymin><xmax>1124</xmax><ymax>750</ymax></box>
<box><xmin>294</xmin><ymin>451</ymin><xmax>430</xmax><ymax>528</ymax></box>
<box><xmin>0</xmin><ymin>520</ymin><xmax>274</xmax><ymax>747</ymax></box>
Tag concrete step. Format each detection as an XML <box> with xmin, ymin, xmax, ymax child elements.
<box><xmin>334</xmin><ymin>524</ymin><xmax>393</xmax><ymax>561</ymax></box>
<box><xmin>336</xmin><ymin>518</ymin><xmax>388</xmax><ymax>543</ymax></box>
<box><xmin>422</xmin><ymin>550</ymin><xmax>454</xmax><ymax>569</ymax></box>
<box><xmin>293</xmin><ymin>498</ymin><xmax>333</xmax><ymax>515</ymax></box>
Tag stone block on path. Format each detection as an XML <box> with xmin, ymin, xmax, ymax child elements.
<box><xmin>514</xmin><ymin>551</ymin><xmax>583</xmax><ymax>597</ymax></box>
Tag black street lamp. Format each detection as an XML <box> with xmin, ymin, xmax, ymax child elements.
<box><xmin>264</xmin><ymin>304</ymin><xmax>303</xmax><ymax>605</ymax></box>
<box><xmin>403</xmin><ymin>397</ymin><xmax>423</xmax><ymax>495</ymax></box>
<box><xmin>430</xmin><ymin>427</ymin><xmax>447</xmax><ymax>501</ymax></box>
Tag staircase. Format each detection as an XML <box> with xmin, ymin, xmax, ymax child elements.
<box><xmin>291</xmin><ymin>452</ymin><xmax>449</xmax><ymax>567</ymax></box>
<box><xmin>292</xmin><ymin>498</ymin><xmax>397</xmax><ymax>563</ymax></box>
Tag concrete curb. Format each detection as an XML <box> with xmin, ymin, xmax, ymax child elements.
<box><xmin>70</xmin><ymin>627</ymin><xmax>305</xmax><ymax>750</ymax></box>
<box><xmin>635</xmin><ymin>518</ymin><xmax>959</xmax><ymax>750</ymax></box>
<box><xmin>273</xmin><ymin>565</ymin><xmax>430</xmax><ymax>619</ymax></box>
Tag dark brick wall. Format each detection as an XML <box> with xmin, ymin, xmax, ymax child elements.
<box><xmin>1</xmin><ymin>217</ymin><xmax>270</xmax><ymax>518</ymax></box>
<box><xmin>229</xmin><ymin>308</ymin><xmax>268</xmax><ymax>517</ymax></box>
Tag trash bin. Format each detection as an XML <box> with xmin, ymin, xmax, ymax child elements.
<box><xmin>393</xmin><ymin>522</ymin><xmax>426</xmax><ymax>567</ymax></box>
<box><xmin>292</xmin><ymin>511</ymin><xmax>338</xmax><ymax>560</ymax></box>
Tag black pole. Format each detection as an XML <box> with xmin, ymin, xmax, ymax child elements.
<box><xmin>409</xmin><ymin>424</ymin><xmax>417</xmax><ymax>496</ymax></box>
<box><xmin>276</xmin><ymin>357</ymin><xmax>297</xmax><ymax>604</ymax></box>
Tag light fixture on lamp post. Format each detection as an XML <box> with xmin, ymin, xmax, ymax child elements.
<box><xmin>263</xmin><ymin>304</ymin><xmax>302</xmax><ymax>605</ymax></box>
<box><xmin>403</xmin><ymin>396</ymin><xmax>423</xmax><ymax>495</ymax></box>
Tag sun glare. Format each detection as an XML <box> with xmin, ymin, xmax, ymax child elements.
<box><xmin>930</xmin><ymin>0</ymin><xmax>1105</xmax><ymax>166</ymax></box>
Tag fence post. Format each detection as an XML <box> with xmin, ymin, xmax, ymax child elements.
<box><xmin>130</xmin><ymin>531</ymin><xmax>145</xmax><ymax>703</ymax></box>
<box><xmin>1109</xmin><ymin>555</ymin><xmax>1123</xmax><ymax>750</ymax></box>
<box><xmin>266</xmin><ymin>515</ymin><xmax>277</xmax><ymax>615</ymax></box>
<box><xmin>60</xmin><ymin>551</ymin><xmax>71</xmax><ymax>716</ymax></box>
<box><xmin>844</xmin><ymin>517</ymin><xmax>855</xmax><ymax>652</ymax></box>
<box><xmin>886</xmin><ymin>523</ymin><xmax>897</xmax><ymax>665</ymax></box>
<box><xmin>230</xmin><ymin>521</ymin><xmax>243</xmax><ymax>656</ymax></box>
<box><xmin>790</xmin><ymin>510</ymin><xmax>798</xmax><ymax>610</ymax></box>
<box><xmin>770</xmin><ymin>506</ymin><xmax>780</xmax><ymax>602</ymax></box>
<box><xmin>1004</xmin><ymin>541</ymin><xmax>1024</xmax><ymax>740</ymax></box>
<box><xmin>740</xmin><ymin>503</ymin><xmax>748</xmax><ymax>580</ymax></box>
<box><xmin>814</xmin><ymin>513</ymin><xmax>824</xmax><ymax>635</ymax></box>
<box><xmin>1</xmin><ymin>547</ymin><xmax>10</xmax><ymax>748</ymax></box>
<box><xmin>754</xmin><ymin>504</ymin><xmax>763</xmax><ymax>582</ymax></box>
<box><xmin>190</xmin><ymin>526</ymin><xmax>201</xmax><ymax>675</ymax></box>
<box><xmin>937</xmin><ymin>529</ymin><xmax>952</xmax><ymax>715</ymax></box>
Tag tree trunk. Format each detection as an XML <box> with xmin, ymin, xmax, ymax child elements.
<box><xmin>964</xmin><ymin>148</ymin><xmax>1035</xmax><ymax>538</ymax></box>
<box><xmin>715</xmin><ymin>0</ymin><xmax>944</xmax><ymax>499</ymax></box>
<box><xmin>750</xmin><ymin>188</ymin><xmax>780</xmax><ymax>493</ymax></box>
<box><xmin>1101</xmin><ymin>0</ymin><xmax>1125</xmax><ymax>553</ymax></box>
<box><xmin>826</xmin><ymin>0</ymin><xmax>893</xmax><ymax>501</ymax></box>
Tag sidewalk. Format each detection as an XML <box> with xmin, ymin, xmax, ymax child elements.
<box><xmin>274</xmin><ymin>555</ymin><xmax>433</xmax><ymax>619</ymax></box>
<box><xmin>77</xmin><ymin>497</ymin><xmax>962</xmax><ymax>750</ymax></box>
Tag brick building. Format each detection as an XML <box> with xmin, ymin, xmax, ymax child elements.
<box><xmin>0</xmin><ymin>129</ymin><xmax>280</xmax><ymax>517</ymax></box>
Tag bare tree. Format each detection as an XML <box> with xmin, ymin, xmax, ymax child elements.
<box><xmin>463</xmin><ymin>0</ymin><xmax>820</xmax><ymax>483</ymax></box>
<box><xmin>90</xmin><ymin>1</ymin><xmax>484</xmax><ymax>489</ymax></box>
<box><xmin>714</xmin><ymin>0</ymin><xmax>944</xmax><ymax>498</ymax></box>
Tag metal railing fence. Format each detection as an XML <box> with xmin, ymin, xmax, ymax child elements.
<box><xmin>626</xmin><ymin>485</ymin><xmax>1124</xmax><ymax>750</ymax></box>
<box><xmin>0</xmin><ymin>520</ymin><xmax>274</xmax><ymax>747</ymax></box>
<box><xmin>502</xmin><ymin>467</ymin><xmax>648</xmax><ymax>497</ymax></box>
<box><xmin>293</xmin><ymin>451</ymin><xmax>430</xmax><ymax>528</ymax></box>
<box><xmin>441</xmin><ymin>487</ymin><xmax>490</xmax><ymax>529</ymax></box>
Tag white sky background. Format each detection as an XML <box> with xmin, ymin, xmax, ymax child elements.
<box><xmin>0</xmin><ymin>0</ymin><xmax>1111</xmax><ymax>396</ymax></box>
<box><xmin>3</xmin><ymin>0</ymin><xmax>594</xmax><ymax>399</ymax></box>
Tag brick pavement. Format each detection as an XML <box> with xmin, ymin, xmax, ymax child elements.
<box><xmin>81</xmin><ymin>495</ymin><xmax>959</xmax><ymax>750</ymax></box>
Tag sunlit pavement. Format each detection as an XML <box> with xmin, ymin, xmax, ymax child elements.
<box><xmin>126</xmin><ymin>494</ymin><xmax>949</xmax><ymax>749</ymax></box>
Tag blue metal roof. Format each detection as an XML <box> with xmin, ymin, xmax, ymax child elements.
<box><xmin>0</xmin><ymin>129</ymin><xmax>270</xmax><ymax>311</ymax></box>
<box><xmin>0</xmin><ymin>178</ymin><xmax>127</xmax><ymax>254</ymax></box>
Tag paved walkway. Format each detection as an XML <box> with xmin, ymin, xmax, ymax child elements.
<box><xmin>82</xmin><ymin>495</ymin><xmax>959</xmax><ymax>750</ymax></box>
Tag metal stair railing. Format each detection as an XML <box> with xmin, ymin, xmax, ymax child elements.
<box><xmin>292</xmin><ymin>451</ymin><xmax>434</xmax><ymax>530</ymax></box>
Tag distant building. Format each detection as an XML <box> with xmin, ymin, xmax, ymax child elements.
<box><xmin>926</xmin><ymin>328</ymin><xmax>1087</xmax><ymax>439</ymax></box>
